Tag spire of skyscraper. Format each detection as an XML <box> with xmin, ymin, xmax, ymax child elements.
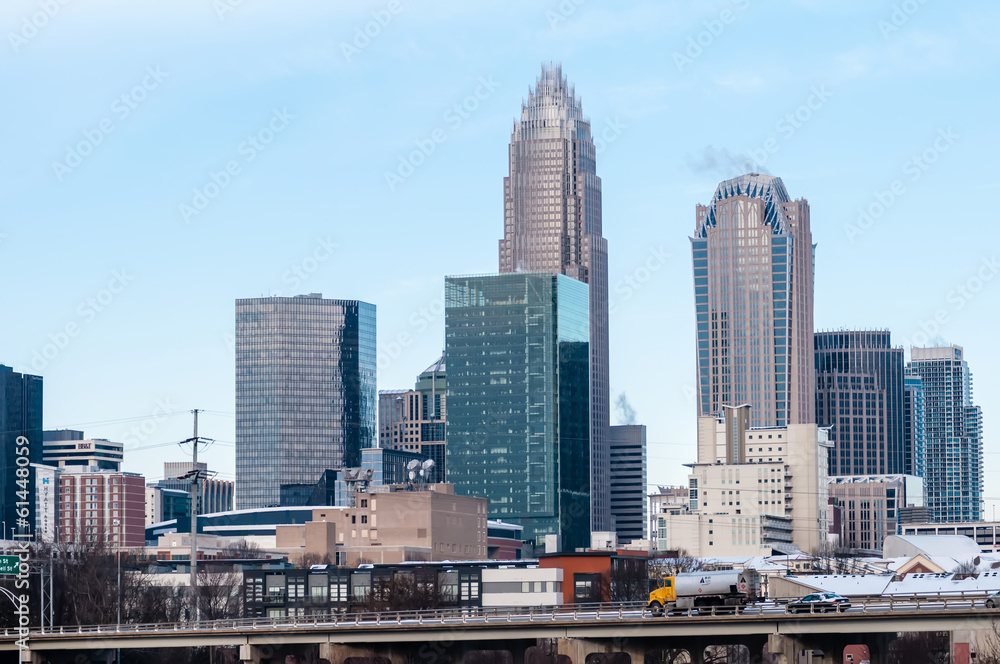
<box><xmin>499</xmin><ymin>63</ymin><xmax>611</xmax><ymax>532</ymax></box>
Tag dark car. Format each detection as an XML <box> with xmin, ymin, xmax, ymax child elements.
<box><xmin>787</xmin><ymin>592</ymin><xmax>851</xmax><ymax>613</ymax></box>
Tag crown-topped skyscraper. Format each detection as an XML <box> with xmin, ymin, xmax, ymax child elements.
<box><xmin>499</xmin><ymin>64</ymin><xmax>610</xmax><ymax>531</ymax></box>
<box><xmin>692</xmin><ymin>173</ymin><xmax>815</xmax><ymax>428</ymax></box>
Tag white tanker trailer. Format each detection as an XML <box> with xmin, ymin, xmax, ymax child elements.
<box><xmin>647</xmin><ymin>570</ymin><xmax>760</xmax><ymax>616</ymax></box>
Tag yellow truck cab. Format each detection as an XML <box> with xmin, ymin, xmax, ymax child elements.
<box><xmin>648</xmin><ymin>576</ymin><xmax>676</xmax><ymax>609</ymax></box>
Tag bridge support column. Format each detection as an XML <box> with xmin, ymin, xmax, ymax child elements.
<box><xmin>320</xmin><ymin>642</ymin><xmax>407</xmax><ymax>664</ymax></box>
<box><xmin>19</xmin><ymin>649</ymin><xmax>43</xmax><ymax>664</ymax></box>
<box><xmin>555</xmin><ymin>637</ymin><xmax>645</xmax><ymax>664</ymax></box>
<box><xmin>240</xmin><ymin>644</ymin><xmax>264</xmax><ymax>664</ymax></box>
<box><xmin>768</xmin><ymin>633</ymin><xmax>810</xmax><ymax>664</ymax></box>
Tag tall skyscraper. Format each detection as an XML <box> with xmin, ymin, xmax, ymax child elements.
<box><xmin>498</xmin><ymin>64</ymin><xmax>610</xmax><ymax>531</ymax></box>
<box><xmin>903</xmin><ymin>372</ymin><xmax>926</xmax><ymax>479</ymax></box>
<box><xmin>235</xmin><ymin>294</ymin><xmax>377</xmax><ymax>509</ymax></box>
<box><xmin>692</xmin><ymin>173</ymin><xmax>815</xmax><ymax>428</ymax></box>
<box><xmin>0</xmin><ymin>365</ymin><xmax>43</xmax><ymax>540</ymax></box>
<box><xmin>378</xmin><ymin>355</ymin><xmax>447</xmax><ymax>482</ymax></box>
<box><xmin>906</xmin><ymin>346</ymin><xmax>982</xmax><ymax>522</ymax></box>
<box><xmin>814</xmin><ymin>330</ymin><xmax>904</xmax><ymax>475</ymax></box>
<box><xmin>445</xmin><ymin>273</ymin><xmax>591</xmax><ymax>551</ymax></box>
<box><xmin>609</xmin><ymin>424</ymin><xmax>647</xmax><ymax>544</ymax></box>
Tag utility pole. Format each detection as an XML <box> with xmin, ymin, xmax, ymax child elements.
<box><xmin>189</xmin><ymin>409</ymin><xmax>200</xmax><ymax>623</ymax></box>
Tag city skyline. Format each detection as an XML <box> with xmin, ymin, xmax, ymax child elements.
<box><xmin>2</xmin><ymin>1</ymin><xmax>997</xmax><ymax>510</ymax></box>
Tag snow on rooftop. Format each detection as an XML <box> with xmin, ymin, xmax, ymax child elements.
<box><xmin>884</xmin><ymin>535</ymin><xmax>983</xmax><ymax>561</ymax></box>
<box><xmin>787</xmin><ymin>574</ymin><xmax>894</xmax><ymax>597</ymax></box>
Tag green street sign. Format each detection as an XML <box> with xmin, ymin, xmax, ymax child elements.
<box><xmin>0</xmin><ymin>555</ymin><xmax>20</xmax><ymax>574</ymax></box>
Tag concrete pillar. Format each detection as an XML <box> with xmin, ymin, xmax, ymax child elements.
<box><xmin>320</xmin><ymin>643</ymin><xmax>406</xmax><ymax>664</ymax></box>
<box><xmin>241</xmin><ymin>644</ymin><xmax>264</xmax><ymax>664</ymax></box>
<box><xmin>20</xmin><ymin>649</ymin><xmax>43</xmax><ymax>664</ymax></box>
<box><xmin>768</xmin><ymin>633</ymin><xmax>807</xmax><ymax>664</ymax></box>
<box><xmin>559</xmin><ymin>637</ymin><xmax>607</xmax><ymax>664</ymax></box>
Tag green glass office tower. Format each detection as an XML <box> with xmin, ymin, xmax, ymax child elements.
<box><xmin>445</xmin><ymin>273</ymin><xmax>590</xmax><ymax>551</ymax></box>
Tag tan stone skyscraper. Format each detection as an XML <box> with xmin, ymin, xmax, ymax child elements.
<box><xmin>692</xmin><ymin>174</ymin><xmax>814</xmax><ymax>428</ymax></box>
<box><xmin>499</xmin><ymin>64</ymin><xmax>610</xmax><ymax>531</ymax></box>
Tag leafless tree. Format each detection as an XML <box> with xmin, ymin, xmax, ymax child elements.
<box><xmin>300</xmin><ymin>552</ymin><xmax>334</xmax><ymax>568</ymax></box>
<box><xmin>974</xmin><ymin>621</ymin><xmax>1000</xmax><ymax>664</ymax></box>
<box><xmin>704</xmin><ymin>646</ymin><xmax>751</xmax><ymax>664</ymax></box>
<box><xmin>196</xmin><ymin>566</ymin><xmax>243</xmax><ymax>621</ymax></box>
<box><xmin>218</xmin><ymin>540</ymin><xmax>264</xmax><ymax>559</ymax></box>
<box><xmin>954</xmin><ymin>558</ymin><xmax>979</xmax><ymax>579</ymax></box>
<box><xmin>604</xmin><ymin>556</ymin><xmax>650</xmax><ymax>602</ymax></box>
<box><xmin>887</xmin><ymin>632</ymin><xmax>950</xmax><ymax>664</ymax></box>
<box><xmin>651</xmin><ymin>549</ymin><xmax>704</xmax><ymax>577</ymax></box>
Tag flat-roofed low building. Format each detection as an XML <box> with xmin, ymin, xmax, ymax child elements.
<box><xmin>243</xmin><ymin>560</ymin><xmax>554</xmax><ymax>617</ymax></box>
<box><xmin>900</xmin><ymin>521</ymin><xmax>1000</xmax><ymax>554</ymax></box>
<box><xmin>827</xmin><ymin>475</ymin><xmax>924</xmax><ymax>552</ymax></box>
<box><xmin>274</xmin><ymin>484</ymin><xmax>488</xmax><ymax>565</ymax></box>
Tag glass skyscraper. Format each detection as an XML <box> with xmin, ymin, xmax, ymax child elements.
<box><xmin>235</xmin><ymin>294</ymin><xmax>376</xmax><ymax>509</ymax></box>
<box><xmin>445</xmin><ymin>273</ymin><xmax>591</xmax><ymax>551</ymax></box>
<box><xmin>906</xmin><ymin>346</ymin><xmax>982</xmax><ymax>522</ymax></box>
<box><xmin>498</xmin><ymin>64</ymin><xmax>610</xmax><ymax>531</ymax></box>
<box><xmin>814</xmin><ymin>330</ymin><xmax>905</xmax><ymax>475</ymax></box>
<box><xmin>692</xmin><ymin>173</ymin><xmax>815</xmax><ymax>428</ymax></box>
<box><xmin>0</xmin><ymin>365</ymin><xmax>42</xmax><ymax>540</ymax></box>
<box><xmin>903</xmin><ymin>372</ymin><xmax>926</xmax><ymax>479</ymax></box>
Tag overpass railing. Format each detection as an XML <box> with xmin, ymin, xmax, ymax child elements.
<box><xmin>2</xmin><ymin>594</ymin><xmax>996</xmax><ymax>639</ymax></box>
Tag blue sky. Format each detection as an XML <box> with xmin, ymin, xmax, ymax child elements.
<box><xmin>1</xmin><ymin>0</ymin><xmax>998</xmax><ymax>510</ymax></box>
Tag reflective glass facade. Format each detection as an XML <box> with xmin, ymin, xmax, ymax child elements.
<box><xmin>0</xmin><ymin>365</ymin><xmax>43</xmax><ymax>539</ymax></box>
<box><xmin>814</xmin><ymin>331</ymin><xmax>904</xmax><ymax>475</ymax></box>
<box><xmin>692</xmin><ymin>174</ymin><xmax>814</xmax><ymax>428</ymax></box>
<box><xmin>498</xmin><ymin>64</ymin><xmax>610</xmax><ymax>531</ymax></box>
<box><xmin>235</xmin><ymin>295</ymin><xmax>376</xmax><ymax>509</ymax></box>
<box><xmin>445</xmin><ymin>273</ymin><xmax>590</xmax><ymax>550</ymax></box>
<box><xmin>906</xmin><ymin>346</ymin><xmax>982</xmax><ymax>522</ymax></box>
<box><xmin>903</xmin><ymin>373</ymin><xmax>927</xmax><ymax>479</ymax></box>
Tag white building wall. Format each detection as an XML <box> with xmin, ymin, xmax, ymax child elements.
<box><xmin>480</xmin><ymin>567</ymin><xmax>563</xmax><ymax>607</ymax></box>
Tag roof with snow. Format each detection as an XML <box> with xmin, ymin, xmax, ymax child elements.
<box><xmin>883</xmin><ymin>535</ymin><xmax>983</xmax><ymax>561</ymax></box>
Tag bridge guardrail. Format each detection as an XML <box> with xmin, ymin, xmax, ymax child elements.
<box><xmin>2</xmin><ymin>594</ymin><xmax>997</xmax><ymax>638</ymax></box>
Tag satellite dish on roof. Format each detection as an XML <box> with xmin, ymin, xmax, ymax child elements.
<box><xmin>406</xmin><ymin>459</ymin><xmax>421</xmax><ymax>471</ymax></box>
<box><xmin>421</xmin><ymin>459</ymin><xmax>435</xmax><ymax>471</ymax></box>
